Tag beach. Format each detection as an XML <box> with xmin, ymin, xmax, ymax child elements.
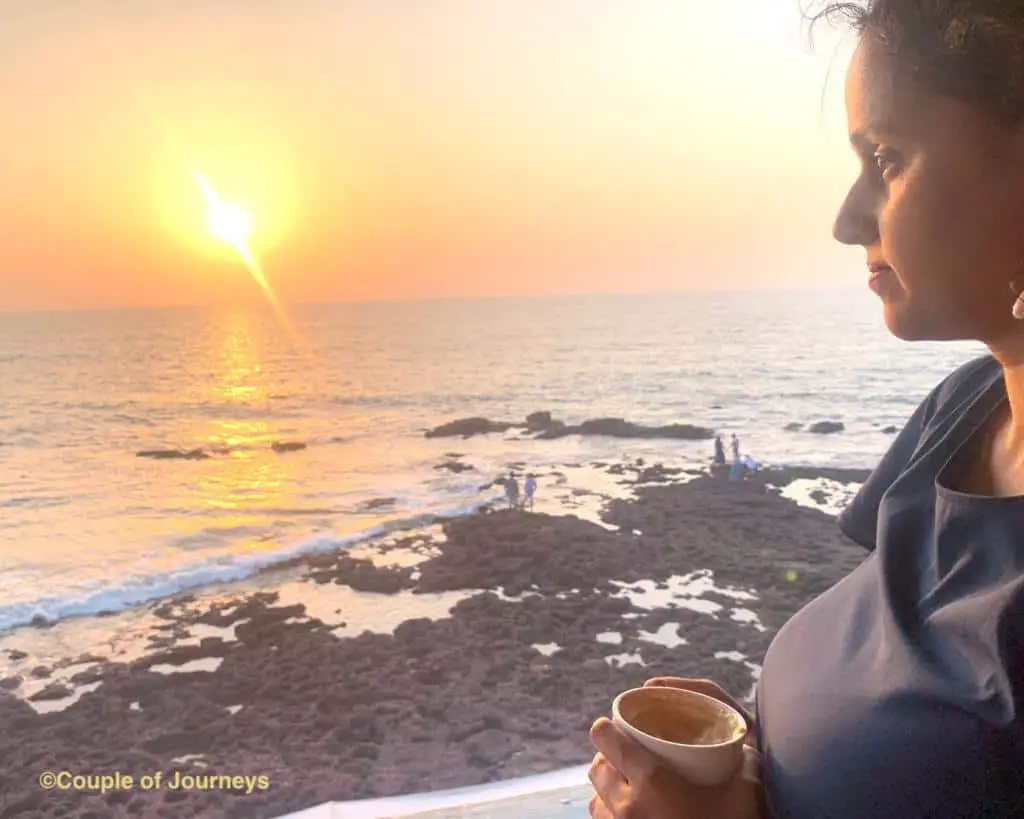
<box><xmin>0</xmin><ymin>458</ymin><xmax>870</xmax><ymax>819</ymax></box>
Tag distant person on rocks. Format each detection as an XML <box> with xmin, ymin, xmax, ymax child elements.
<box><xmin>523</xmin><ymin>474</ymin><xmax>537</xmax><ymax>510</ymax></box>
<box><xmin>505</xmin><ymin>473</ymin><xmax>519</xmax><ymax>509</ymax></box>
<box><xmin>729</xmin><ymin>435</ymin><xmax>743</xmax><ymax>481</ymax></box>
<box><xmin>713</xmin><ymin>435</ymin><xmax>726</xmax><ymax>466</ymax></box>
<box><xmin>742</xmin><ymin>454</ymin><xmax>759</xmax><ymax>476</ymax></box>
<box><xmin>729</xmin><ymin>454</ymin><xmax>743</xmax><ymax>482</ymax></box>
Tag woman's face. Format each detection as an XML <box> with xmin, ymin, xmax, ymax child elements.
<box><xmin>834</xmin><ymin>37</ymin><xmax>1024</xmax><ymax>345</ymax></box>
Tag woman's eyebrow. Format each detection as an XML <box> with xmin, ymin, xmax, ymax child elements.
<box><xmin>849</xmin><ymin>123</ymin><xmax>906</xmax><ymax>150</ymax></box>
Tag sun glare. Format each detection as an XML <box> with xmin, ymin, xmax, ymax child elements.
<box><xmin>193</xmin><ymin>172</ymin><xmax>253</xmax><ymax>250</ymax></box>
<box><xmin>189</xmin><ymin>170</ymin><xmax>282</xmax><ymax>315</ymax></box>
<box><xmin>206</xmin><ymin>199</ymin><xmax>253</xmax><ymax>248</ymax></box>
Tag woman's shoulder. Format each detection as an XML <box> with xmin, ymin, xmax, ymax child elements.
<box><xmin>837</xmin><ymin>354</ymin><xmax>1001</xmax><ymax>550</ymax></box>
<box><xmin>899</xmin><ymin>353</ymin><xmax>1002</xmax><ymax>460</ymax></box>
<box><xmin>930</xmin><ymin>353</ymin><xmax>1002</xmax><ymax>414</ymax></box>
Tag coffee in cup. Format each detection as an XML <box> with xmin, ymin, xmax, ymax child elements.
<box><xmin>611</xmin><ymin>686</ymin><xmax>751</xmax><ymax>786</ymax></box>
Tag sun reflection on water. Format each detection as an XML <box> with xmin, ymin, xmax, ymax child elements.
<box><xmin>185</xmin><ymin>312</ymin><xmax>304</xmax><ymax>542</ymax></box>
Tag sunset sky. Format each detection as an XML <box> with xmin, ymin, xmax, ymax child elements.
<box><xmin>0</xmin><ymin>0</ymin><xmax>860</xmax><ymax>312</ymax></box>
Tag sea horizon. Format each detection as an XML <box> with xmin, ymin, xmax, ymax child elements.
<box><xmin>0</xmin><ymin>282</ymin><xmax>867</xmax><ymax>318</ymax></box>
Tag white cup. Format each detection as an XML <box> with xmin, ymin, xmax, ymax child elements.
<box><xmin>611</xmin><ymin>686</ymin><xmax>753</xmax><ymax>787</ymax></box>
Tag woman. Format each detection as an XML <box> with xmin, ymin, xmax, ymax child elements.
<box><xmin>589</xmin><ymin>2</ymin><xmax>1024</xmax><ymax>817</ymax></box>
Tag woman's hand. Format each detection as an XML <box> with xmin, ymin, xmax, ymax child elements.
<box><xmin>643</xmin><ymin>676</ymin><xmax>757</xmax><ymax>745</ymax></box>
<box><xmin>588</xmin><ymin>718</ymin><xmax>762</xmax><ymax>819</ymax></box>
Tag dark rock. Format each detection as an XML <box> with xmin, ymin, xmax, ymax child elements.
<box><xmin>29</xmin><ymin>681</ymin><xmax>72</xmax><ymax>701</ymax></box>
<box><xmin>68</xmin><ymin>653</ymin><xmax>106</xmax><ymax>667</ymax></box>
<box><xmin>272</xmin><ymin>441</ymin><xmax>307</xmax><ymax>453</ymax></box>
<box><xmin>360</xmin><ymin>497</ymin><xmax>397</xmax><ymax>512</ymax></box>
<box><xmin>6</xmin><ymin>650</ymin><xmax>27</xmax><ymax>661</ymax></box>
<box><xmin>425</xmin><ymin>418</ymin><xmax>515</xmax><ymax>439</ymax></box>
<box><xmin>525</xmin><ymin>411</ymin><xmax>554</xmax><ymax>430</ymax></box>
<box><xmin>536</xmin><ymin>418</ymin><xmax>714</xmax><ymax>441</ymax></box>
<box><xmin>427</xmin><ymin>414</ymin><xmax>714</xmax><ymax>442</ymax></box>
<box><xmin>784</xmin><ymin>422</ymin><xmax>803</xmax><ymax>432</ymax></box>
<box><xmin>307</xmin><ymin>555</ymin><xmax>415</xmax><ymax>594</ymax></box>
<box><xmin>70</xmin><ymin>666</ymin><xmax>106</xmax><ymax>686</ymax></box>
<box><xmin>635</xmin><ymin>464</ymin><xmax>684</xmax><ymax>484</ymax></box>
<box><xmin>136</xmin><ymin>449</ymin><xmax>210</xmax><ymax>460</ymax></box>
<box><xmin>434</xmin><ymin>460</ymin><xmax>474</xmax><ymax>474</ymax></box>
<box><xmin>463</xmin><ymin>728</ymin><xmax>518</xmax><ymax>768</ymax></box>
<box><xmin>882</xmin><ymin>425</ymin><xmax>898</xmax><ymax>434</ymax></box>
<box><xmin>808</xmin><ymin>421</ymin><xmax>845</xmax><ymax>435</ymax></box>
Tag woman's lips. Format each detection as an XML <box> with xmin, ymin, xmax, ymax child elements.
<box><xmin>868</xmin><ymin>265</ymin><xmax>894</xmax><ymax>292</ymax></box>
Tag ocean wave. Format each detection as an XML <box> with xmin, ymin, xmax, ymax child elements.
<box><xmin>0</xmin><ymin>498</ymin><xmax>490</xmax><ymax>633</ymax></box>
<box><xmin>0</xmin><ymin>495</ymin><xmax>69</xmax><ymax>510</ymax></box>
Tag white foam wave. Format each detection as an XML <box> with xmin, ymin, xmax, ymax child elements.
<box><xmin>0</xmin><ymin>501</ymin><xmax>486</xmax><ymax>633</ymax></box>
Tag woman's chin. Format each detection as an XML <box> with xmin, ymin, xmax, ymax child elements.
<box><xmin>881</xmin><ymin>307</ymin><xmax>925</xmax><ymax>340</ymax></box>
<box><xmin>881</xmin><ymin>302</ymin><xmax>966</xmax><ymax>342</ymax></box>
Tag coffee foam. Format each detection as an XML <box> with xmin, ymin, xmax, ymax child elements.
<box><xmin>618</xmin><ymin>688</ymin><xmax>744</xmax><ymax>746</ymax></box>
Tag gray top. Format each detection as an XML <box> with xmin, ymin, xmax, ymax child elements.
<box><xmin>758</xmin><ymin>355</ymin><xmax>1024</xmax><ymax>818</ymax></box>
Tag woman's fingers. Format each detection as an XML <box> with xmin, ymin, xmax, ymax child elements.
<box><xmin>588</xmin><ymin>751</ymin><xmax>627</xmax><ymax>800</ymax></box>
<box><xmin>589</xmin><ymin>794</ymin><xmax>613</xmax><ymax>819</ymax></box>
<box><xmin>589</xmin><ymin>718</ymin><xmax>659</xmax><ymax>783</ymax></box>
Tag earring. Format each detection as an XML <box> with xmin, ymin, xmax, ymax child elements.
<box><xmin>1012</xmin><ymin>276</ymin><xmax>1024</xmax><ymax>319</ymax></box>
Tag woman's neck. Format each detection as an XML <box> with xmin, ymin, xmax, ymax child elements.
<box><xmin>977</xmin><ymin>340</ymin><xmax>1024</xmax><ymax>493</ymax></box>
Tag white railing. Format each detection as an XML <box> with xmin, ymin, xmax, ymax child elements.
<box><xmin>275</xmin><ymin>765</ymin><xmax>591</xmax><ymax>818</ymax></box>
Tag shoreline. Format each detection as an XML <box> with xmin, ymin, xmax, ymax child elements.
<box><xmin>0</xmin><ymin>460</ymin><xmax>870</xmax><ymax>819</ymax></box>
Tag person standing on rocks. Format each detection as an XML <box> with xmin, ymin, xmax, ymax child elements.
<box><xmin>713</xmin><ymin>435</ymin><xmax>726</xmax><ymax>466</ymax></box>
<box><xmin>729</xmin><ymin>434</ymin><xmax>743</xmax><ymax>481</ymax></box>
<box><xmin>523</xmin><ymin>474</ymin><xmax>537</xmax><ymax>510</ymax></box>
<box><xmin>505</xmin><ymin>473</ymin><xmax>519</xmax><ymax>509</ymax></box>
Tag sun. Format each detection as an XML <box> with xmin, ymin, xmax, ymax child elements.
<box><xmin>191</xmin><ymin>171</ymin><xmax>254</xmax><ymax>250</ymax></box>
<box><xmin>206</xmin><ymin>198</ymin><xmax>253</xmax><ymax>248</ymax></box>
<box><xmin>189</xmin><ymin>170</ymin><xmax>278</xmax><ymax>308</ymax></box>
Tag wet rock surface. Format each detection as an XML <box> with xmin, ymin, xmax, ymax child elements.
<box><xmin>0</xmin><ymin>465</ymin><xmax>869</xmax><ymax>818</ymax></box>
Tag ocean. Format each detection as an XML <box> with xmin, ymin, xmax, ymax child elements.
<box><xmin>0</xmin><ymin>288</ymin><xmax>985</xmax><ymax>633</ymax></box>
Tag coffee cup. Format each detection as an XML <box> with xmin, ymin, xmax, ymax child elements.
<box><xmin>611</xmin><ymin>686</ymin><xmax>751</xmax><ymax>787</ymax></box>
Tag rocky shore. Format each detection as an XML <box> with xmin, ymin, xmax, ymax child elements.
<box><xmin>0</xmin><ymin>463</ymin><xmax>870</xmax><ymax>819</ymax></box>
<box><xmin>424</xmin><ymin>411</ymin><xmax>716</xmax><ymax>441</ymax></box>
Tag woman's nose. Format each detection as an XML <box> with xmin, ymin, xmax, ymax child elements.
<box><xmin>833</xmin><ymin>179</ymin><xmax>880</xmax><ymax>246</ymax></box>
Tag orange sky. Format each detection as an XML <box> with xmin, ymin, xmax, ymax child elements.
<box><xmin>0</xmin><ymin>1</ymin><xmax>860</xmax><ymax>312</ymax></box>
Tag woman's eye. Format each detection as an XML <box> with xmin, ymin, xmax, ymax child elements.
<box><xmin>873</xmin><ymin>150</ymin><xmax>903</xmax><ymax>181</ymax></box>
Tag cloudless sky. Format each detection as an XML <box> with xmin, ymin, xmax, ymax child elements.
<box><xmin>0</xmin><ymin>0</ymin><xmax>861</xmax><ymax>312</ymax></box>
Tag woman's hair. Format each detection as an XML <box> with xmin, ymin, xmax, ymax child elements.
<box><xmin>805</xmin><ymin>1</ymin><xmax>1024</xmax><ymax>124</ymax></box>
